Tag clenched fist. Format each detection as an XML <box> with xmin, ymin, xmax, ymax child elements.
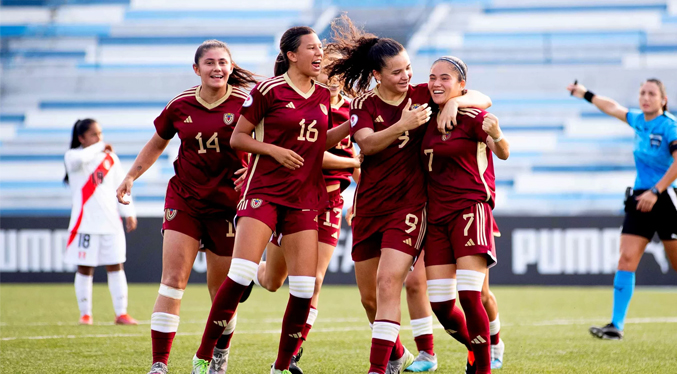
<box><xmin>482</xmin><ymin>113</ymin><xmax>501</xmax><ymax>140</ymax></box>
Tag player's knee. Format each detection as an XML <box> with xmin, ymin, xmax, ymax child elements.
<box><xmin>405</xmin><ymin>276</ymin><xmax>426</xmax><ymax>296</ymax></box>
<box><xmin>617</xmin><ymin>252</ymin><xmax>638</xmax><ymax>271</ymax></box>
<box><xmin>263</xmin><ymin>276</ymin><xmax>284</xmax><ymax>292</ymax></box>
<box><xmin>160</xmin><ymin>272</ymin><xmax>188</xmax><ymax>291</ymax></box>
<box><xmin>480</xmin><ymin>290</ymin><xmax>492</xmax><ymax>305</ymax></box>
<box><xmin>376</xmin><ymin>273</ymin><xmax>402</xmax><ymax>297</ymax></box>
<box><xmin>361</xmin><ymin>295</ymin><xmax>377</xmax><ymax>316</ymax></box>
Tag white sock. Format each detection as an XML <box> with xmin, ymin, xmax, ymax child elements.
<box><xmin>411</xmin><ymin>316</ymin><xmax>434</xmax><ymax>338</ymax></box>
<box><xmin>253</xmin><ymin>262</ymin><xmax>262</xmax><ymax>287</ymax></box>
<box><xmin>151</xmin><ymin>312</ymin><xmax>180</xmax><ymax>333</ymax></box>
<box><xmin>75</xmin><ymin>273</ymin><xmax>93</xmax><ymax>317</ymax></box>
<box><xmin>107</xmin><ymin>270</ymin><xmax>128</xmax><ymax>316</ymax></box>
<box><xmin>489</xmin><ymin>314</ymin><xmax>501</xmax><ymax>338</ymax></box>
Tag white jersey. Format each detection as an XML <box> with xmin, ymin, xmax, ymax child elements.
<box><xmin>65</xmin><ymin>142</ymin><xmax>135</xmax><ymax>235</ymax></box>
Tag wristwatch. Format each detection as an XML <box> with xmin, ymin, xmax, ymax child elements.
<box><xmin>650</xmin><ymin>186</ymin><xmax>660</xmax><ymax>195</ymax></box>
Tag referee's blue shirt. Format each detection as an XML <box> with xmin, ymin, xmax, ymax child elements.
<box><xmin>626</xmin><ymin>109</ymin><xmax>677</xmax><ymax>190</ymax></box>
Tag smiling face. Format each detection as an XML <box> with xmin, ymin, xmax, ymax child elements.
<box><xmin>78</xmin><ymin>122</ymin><xmax>102</xmax><ymax>148</ymax></box>
<box><xmin>373</xmin><ymin>50</ymin><xmax>412</xmax><ymax>95</ymax></box>
<box><xmin>428</xmin><ymin>60</ymin><xmax>466</xmax><ymax>106</ymax></box>
<box><xmin>317</xmin><ymin>52</ymin><xmax>344</xmax><ymax>99</ymax></box>
<box><xmin>288</xmin><ymin>33</ymin><xmax>323</xmax><ymax>78</ymax></box>
<box><xmin>639</xmin><ymin>81</ymin><xmax>665</xmax><ymax>115</ymax></box>
<box><xmin>193</xmin><ymin>48</ymin><xmax>233</xmax><ymax>91</ymax></box>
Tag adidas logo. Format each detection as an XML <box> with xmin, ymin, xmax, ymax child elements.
<box><xmin>403</xmin><ymin>238</ymin><xmax>412</xmax><ymax>246</ymax></box>
<box><xmin>213</xmin><ymin>320</ymin><xmax>228</xmax><ymax>327</ymax></box>
<box><xmin>465</xmin><ymin>239</ymin><xmax>475</xmax><ymax>247</ymax></box>
<box><xmin>184</xmin><ymin>116</ymin><xmax>193</xmax><ymax>123</ymax></box>
<box><xmin>286</xmin><ymin>102</ymin><xmax>296</xmax><ymax>109</ymax></box>
<box><xmin>471</xmin><ymin>335</ymin><xmax>487</xmax><ymax>344</ymax></box>
<box><xmin>375</xmin><ymin>115</ymin><xmax>384</xmax><ymax>123</ymax></box>
<box><xmin>289</xmin><ymin>332</ymin><xmax>303</xmax><ymax>339</ymax></box>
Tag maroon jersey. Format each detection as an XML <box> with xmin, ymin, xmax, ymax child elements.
<box><xmin>154</xmin><ymin>85</ymin><xmax>248</xmax><ymax>215</ymax></box>
<box><xmin>239</xmin><ymin>73</ymin><xmax>332</xmax><ymax>210</ymax></box>
<box><xmin>350</xmin><ymin>84</ymin><xmax>429</xmax><ymax>217</ymax></box>
<box><xmin>323</xmin><ymin>95</ymin><xmax>355</xmax><ymax>191</ymax></box>
<box><xmin>421</xmin><ymin>107</ymin><xmax>496</xmax><ymax>224</ymax></box>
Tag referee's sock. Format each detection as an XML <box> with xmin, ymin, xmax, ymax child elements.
<box><xmin>611</xmin><ymin>270</ymin><xmax>635</xmax><ymax>331</ymax></box>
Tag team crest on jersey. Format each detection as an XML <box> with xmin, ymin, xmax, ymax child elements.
<box><xmin>350</xmin><ymin>114</ymin><xmax>358</xmax><ymax>127</ymax></box>
<box><xmin>243</xmin><ymin>94</ymin><xmax>253</xmax><ymax>107</ymax></box>
<box><xmin>320</xmin><ymin>103</ymin><xmax>328</xmax><ymax>116</ymax></box>
<box><xmin>224</xmin><ymin>113</ymin><xmax>235</xmax><ymax>125</ymax></box>
<box><xmin>442</xmin><ymin>132</ymin><xmax>451</xmax><ymax>141</ymax></box>
<box><xmin>411</xmin><ymin>104</ymin><xmax>422</xmax><ymax>110</ymax></box>
<box><xmin>251</xmin><ymin>198</ymin><xmax>263</xmax><ymax>209</ymax></box>
<box><xmin>165</xmin><ymin>209</ymin><xmax>177</xmax><ymax>222</ymax></box>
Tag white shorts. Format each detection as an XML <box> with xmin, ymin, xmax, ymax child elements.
<box><xmin>65</xmin><ymin>232</ymin><xmax>126</xmax><ymax>267</ymax></box>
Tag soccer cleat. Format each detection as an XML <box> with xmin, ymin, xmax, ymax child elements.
<box><xmin>147</xmin><ymin>362</ymin><xmax>168</xmax><ymax>374</ymax></box>
<box><xmin>192</xmin><ymin>355</ymin><xmax>210</xmax><ymax>374</ymax></box>
<box><xmin>465</xmin><ymin>351</ymin><xmax>476</xmax><ymax>374</ymax></box>
<box><xmin>589</xmin><ymin>323</ymin><xmax>624</xmax><ymax>340</ymax></box>
<box><xmin>239</xmin><ymin>281</ymin><xmax>254</xmax><ymax>303</ymax></box>
<box><xmin>210</xmin><ymin>347</ymin><xmax>229</xmax><ymax>374</ymax></box>
<box><xmin>115</xmin><ymin>314</ymin><xmax>138</xmax><ymax>325</ymax></box>
<box><xmin>269</xmin><ymin>368</ymin><xmax>292</xmax><ymax>374</ymax></box>
<box><xmin>289</xmin><ymin>346</ymin><xmax>304</xmax><ymax>374</ymax></box>
<box><xmin>79</xmin><ymin>314</ymin><xmax>93</xmax><ymax>325</ymax></box>
<box><xmin>491</xmin><ymin>338</ymin><xmax>505</xmax><ymax>369</ymax></box>
<box><xmin>405</xmin><ymin>351</ymin><xmax>438</xmax><ymax>372</ymax></box>
<box><xmin>386</xmin><ymin>347</ymin><xmax>416</xmax><ymax>374</ymax></box>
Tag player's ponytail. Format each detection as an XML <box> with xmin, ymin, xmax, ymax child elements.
<box><xmin>328</xmin><ymin>13</ymin><xmax>403</xmax><ymax>95</ymax></box>
<box><xmin>64</xmin><ymin>118</ymin><xmax>96</xmax><ymax>184</ymax></box>
<box><xmin>645</xmin><ymin>78</ymin><xmax>669</xmax><ymax>113</ymax></box>
<box><xmin>194</xmin><ymin>39</ymin><xmax>258</xmax><ymax>88</ymax></box>
<box><xmin>274</xmin><ymin>26</ymin><xmax>316</xmax><ymax>76</ymax></box>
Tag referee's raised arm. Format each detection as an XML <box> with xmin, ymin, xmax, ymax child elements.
<box><xmin>568</xmin><ymin>81</ymin><xmax>629</xmax><ymax>123</ymax></box>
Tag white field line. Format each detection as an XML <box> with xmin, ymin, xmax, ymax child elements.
<box><xmin>2</xmin><ymin>317</ymin><xmax>677</xmax><ymax>341</ymax></box>
<box><xmin>0</xmin><ymin>317</ymin><xmax>365</xmax><ymax>327</ymax></box>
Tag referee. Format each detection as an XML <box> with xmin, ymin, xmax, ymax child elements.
<box><xmin>568</xmin><ymin>79</ymin><xmax>677</xmax><ymax>340</ymax></box>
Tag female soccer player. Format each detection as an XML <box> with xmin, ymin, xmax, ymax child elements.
<box><xmin>116</xmin><ymin>40</ymin><xmax>256</xmax><ymax>374</ymax></box>
<box><xmin>422</xmin><ymin>56</ymin><xmax>509</xmax><ymax>374</ymax></box>
<box><xmin>253</xmin><ymin>44</ymin><xmax>361</xmax><ymax>374</ymax></box>
<box><xmin>64</xmin><ymin>118</ymin><xmax>138</xmax><ymax>326</ymax></box>
<box><xmin>329</xmin><ymin>19</ymin><xmax>492</xmax><ymax>373</ymax></box>
<box><xmin>190</xmin><ymin>27</ymin><xmax>350</xmax><ymax>374</ymax></box>
<box><xmin>569</xmin><ymin>79</ymin><xmax>677</xmax><ymax>340</ymax></box>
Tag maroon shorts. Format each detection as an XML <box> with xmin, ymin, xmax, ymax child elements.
<box><xmin>424</xmin><ymin>202</ymin><xmax>497</xmax><ymax>268</ymax></box>
<box><xmin>351</xmin><ymin>205</ymin><xmax>427</xmax><ymax>262</ymax></box>
<box><xmin>237</xmin><ymin>197</ymin><xmax>318</xmax><ymax>236</ymax></box>
<box><xmin>318</xmin><ymin>188</ymin><xmax>344</xmax><ymax>247</ymax></box>
<box><xmin>162</xmin><ymin>208</ymin><xmax>236</xmax><ymax>257</ymax></box>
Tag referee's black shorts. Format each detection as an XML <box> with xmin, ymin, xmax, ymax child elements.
<box><xmin>621</xmin><ymin>187</ymin><xmax>677</xmax><ymax>241</ymax></box>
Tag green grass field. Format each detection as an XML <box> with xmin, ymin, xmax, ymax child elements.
<box><xmin>1</xmin><ymin>284</ymin><xmax>676</xmax><ymax>373</ymax></box>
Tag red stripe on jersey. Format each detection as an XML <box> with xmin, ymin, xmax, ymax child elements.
<box><xmin>67</xmin><ymin>153</ymin><xmax>115</xmax><ymax>246</ymax></box>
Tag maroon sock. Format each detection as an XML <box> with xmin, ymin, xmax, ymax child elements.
<box><xmin>151</xmin><ymin>330</ymin><xmax>175</xmax><ymax>365</ymax></box>
<box><xmin>431</xmin><ymin>299</ymin><xmax>472</xmax><ymax>350</ymax></box>
<box><xmin>195</xmin><ymin>277</ymin><xmax>247</xmax><ymax>360</ymax></box>
<box><xmin>292</xmin><ymin>322</ymin><xmax>312</xmax><ymax>356</ymax></box>
<box><xmin>414</xmin><ymin>334</ymin><xmax>434</xmax><ymax>355</ymax></box>
<box><xmin>389</xmin><ymin>335</ymin><xmax>404</xmax><ymax>360</ymax></box>
<box><xmin>369</xmin><ymin>338</ymin><xmax>396</xmax><ymax>374</ymax></box>
<box><xmin>215</xmin><ymin>331</ymin><xmax>233</xmax><ymax>350</ymax></box>
<box><xmin>459</xmin><ymin>290</ymin><xmax>491</xmax><ymax>374</ymax></box>
<box><xmin>490</xmin><ymin>331</ymin><xmax>500</xmax><ymax>346</ymax></box>
<box><xmin>274</xmin><ymin>295</ymin><xmax>311</xmax><ymax>370</ymax></box>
